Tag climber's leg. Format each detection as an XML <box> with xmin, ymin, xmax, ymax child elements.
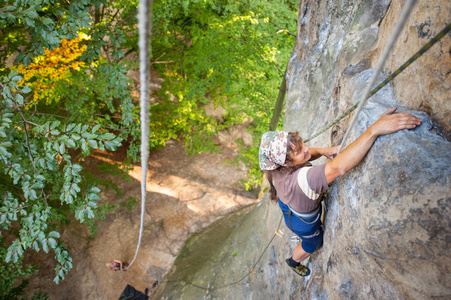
<box><xmin>285</xmin><ymin>242</ymin><xmax>313</xmax><ymax>277</ymax></box>
<box><xmin>292</xmin><ymin>242</ymin><xmax>311</xmax><ymax>262</ymax></box>
<box><xmin>286</xmin><ymin>246</ymin><xmax>311</xmax><ymax>277</ymax></box>
<box><xmin>287</xmin><ymin>228</ymin><xmax>323</xmax><ymax>276</ymax></box>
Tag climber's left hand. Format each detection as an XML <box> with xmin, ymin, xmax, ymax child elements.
<box><xmin>320</xmin><ymin>146</ymin><xmax>340</xmax><ymax>159</ymax></box>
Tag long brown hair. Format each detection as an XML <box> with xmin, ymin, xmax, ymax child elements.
<box><xmin>264</xmin><ymin>132</ymin><xmax>309</xmax><ymax>204</ymax></box>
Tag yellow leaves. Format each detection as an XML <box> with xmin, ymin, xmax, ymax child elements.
<box><xmin>11</xmin><ymin>37</ymin><xmax>88</xmax><ymax>103</ymax></box>
<box><xmin>212</xmin><ymin>13</ymin><xmax>260</xmax><ymax>28</ymax></box>
<box><xmin>233</xmin><ymin>15</ymin><xmax>259</xmax><ymax>25</ymax></box>
<box><xmin>78</xmin><ymin>32</ymin><xmax>90</xmax><ymax>40</ymax></box>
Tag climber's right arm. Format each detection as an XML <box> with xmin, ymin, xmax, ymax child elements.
<box><xmin>324</xmin><ymin>107</ymin><xmax>422</xmax><ymax>184</ymax></box>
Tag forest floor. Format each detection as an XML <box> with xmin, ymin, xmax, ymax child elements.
<box><xmin>24</xmin><ymin>134</ymin><xmax>260</xmax><ymax>299</ymax></box>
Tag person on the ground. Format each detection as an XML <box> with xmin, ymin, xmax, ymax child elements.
<box><xmin>107</xmin><ymin>259</ymin><xmax>128</xmax><ymax>271</ymax></box>
<box><xmin>259</xmin><ymin>107</ymin><xmax>422</xmax><ymax>276</ymax></box>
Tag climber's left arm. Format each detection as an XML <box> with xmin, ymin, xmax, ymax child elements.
<box><xmin>308</xmin><ymin>146</ymin><xmax>340</xmax><ymax>161</ymax></box>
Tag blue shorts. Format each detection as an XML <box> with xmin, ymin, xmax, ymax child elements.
<box><xmin>278</xmin><ymin>199</ymin><xmax>323</xmax><ymax>254</ymax></box>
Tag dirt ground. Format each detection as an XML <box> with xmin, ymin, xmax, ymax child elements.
<box><xmin>24</xmin><ymin>137</ymin><xmax>259</xmax><ymax>299</ymax></box>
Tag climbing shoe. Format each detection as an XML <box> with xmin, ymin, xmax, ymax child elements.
<box><xmin>285</xmin><ymin>258</ymin><xmax>310</xmax><ymax>277</ymax></box>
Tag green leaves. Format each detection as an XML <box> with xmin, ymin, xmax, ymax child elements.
<box><xmin>2</xmin><ymin>197</ymin><xmax>70</xmax><ymax>287</ymax></box>
<box><xmin>87</xmin><ymin>139</ymin><xmax>98</xmax><ymax>149</ymax></box>
<box><xmin>48</xmin><ymin>231</ymin><xmax>61</xmax><ymax>239</ymax></box>
<box><xmin>74</xmin><ymin>186</ymin><xmax>101</xmax><ymax>223</ymax></box>
<box><xmin>34</xmin><ymin>120</ymin><xmax>124</xmax><ymax>158</ymax></box>
<box><xmin>0</xmin><ymin>193</ymin><xmax>23</xmax><ymax>230</ymax></box>
<box><xmin>61</xmin><ymin>163</ymin><xmax>82</xmax><ymax>204</ymax></box>
<box><xmin>53</xmin><ymin>247</ymin><xmax>72</xmax><ymax>284</ymax></box>
<box><xmin>151</xmin><ymin>0</ymin><xmax>296</xmax><ymax>158</ymax></box>
<box><xmin>0</xmin><ymin>238</ymin><xmax>38</xmax><ymax>297</ymax></box>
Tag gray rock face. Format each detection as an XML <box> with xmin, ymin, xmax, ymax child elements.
<box><xmin>153</xmin><ymin>0</ymin><xmax>450</xmax><ymax>298</ymax></box>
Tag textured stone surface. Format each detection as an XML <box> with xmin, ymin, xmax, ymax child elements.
<box><xmin>377</xmin><ymin>0</ymin><xmax>451</xmax><ymax>139</ymax></box>
<box><xmin>153</xmin><ymin>0</ymin><xmax>450</xmax><ymax>299</ymax></box>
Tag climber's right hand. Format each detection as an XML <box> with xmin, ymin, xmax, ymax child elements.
<box><xmin>369</xmin><ymin>107</ymin><xmax>422</xmax><ymax>137</ymax></box>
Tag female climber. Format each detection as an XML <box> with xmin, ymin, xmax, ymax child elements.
<box><xmin>259</xmin><ymin>107</ymin><xmax>422</xmax><ymax>276</ymax></box>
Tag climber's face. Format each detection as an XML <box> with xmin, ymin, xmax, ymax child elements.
<box><xmin>289</xmin><ymin>142</ymin><xmax>311</xmax><ymax>166</ymax></box>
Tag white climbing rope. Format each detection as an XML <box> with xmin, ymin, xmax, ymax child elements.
<box><xmin>338</xmin><ymin>0</ymin><xmax>418</xmax><ymax>152</ymax></box>
<box><xmin>125</xmin><ymin>0</ymin><xmax>153</xmax><ymax>270</ymax></box>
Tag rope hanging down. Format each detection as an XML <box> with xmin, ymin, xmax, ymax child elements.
<box><xmin>124</xmin><ymin>0</ymin><xmax>153</xmax><ymax>270</ymax></box>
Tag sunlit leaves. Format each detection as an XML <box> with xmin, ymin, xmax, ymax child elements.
<box><xmin>151</xmin><ymin>0</ymin><xmax>297</xmax><ymax>164</ymax></box>
<box><xmin>11</xmin><ymin>37</ymin><xmax>88</xmax><ymax>103</ymax></box>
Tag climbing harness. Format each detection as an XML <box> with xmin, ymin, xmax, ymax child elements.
<box><xmin>288</xmin><ymin>203</ymin><xmax>321</xmax><ymax>222</ymax></box>
<box><xmin>277</xmin><ymin>196</ymin><xmax>323</xmax><ymax>242</ymax></box>
<box><xmin>305</xmin><ymin>22</ymin><xmax>451</xmax><ymax>143</ymax></box>
<box><xmin>282</xmin><ymin>205</ymin><xmax>321</xmax><ymax>232</ymax></box>
<box><xmin>110</xmin><ymin>0</ymin><xmax>153</xmax><ymax>271</ymax></box>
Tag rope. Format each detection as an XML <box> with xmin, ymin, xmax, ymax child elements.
<box><xmin>305</xmin><ymin>21</ymin><xmax>451</xmax><ymax>144</ymax></box>
<box><xmin>339</xmin><ymin>0</ymin><xmax>417</xmax><ymax>152</ymax></box>
<box><xmin>124</xmin><ymin>0</ymin><xmax>153</xmax><ymax>270</ymax></box>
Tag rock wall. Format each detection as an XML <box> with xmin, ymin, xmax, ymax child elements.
<box><xmin>152</xmin><ymin>0</ymin><xmax>451</xmax><ymax>299</ymax></box>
